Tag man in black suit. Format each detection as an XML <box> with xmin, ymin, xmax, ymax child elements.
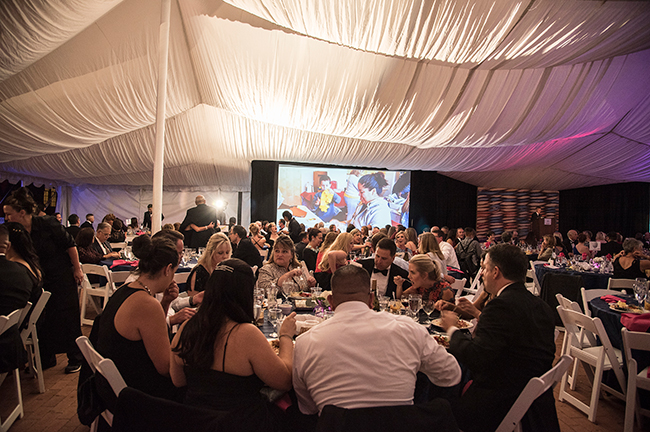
<box><xmin>596</xmin><ymin>231</ymin><xmax>623</xmax><ymax>257</ymax></box>
<box><xmin>142</xmin><ymin>203</ymin><xmax>164</xmax><ymax>231</ymax></box>
<box><xmin>295</xmin><ymin>232</ymin><xmax>309</xmax><ymax>262</ymax></box>
<box><xmin>0</xmin><ymin>225</ymin><xmax>33</xmax><ymax>373</ymax></box>
<box><xmin>440</xmin><ymin>244</ymin><xmax>558</xmax><ymax>432</ymax></box>
<box><xmin>229</xmin><ymin>225</ymin><xmax>262</xmax><ymax>269</ymax></box>
<box><xmin>180</xmin><ymin>195</ymin><xmax>218</xmax><ymax>249</ymax></box>
<box><xmin>283</xmin><ymin>210</ymin><xmax>302</xmax><ymax>244</ymax></box>
<box><xmin>80</xmin><ymin>213</ymin><xmax>94</xmax><ymax>229</ymax></box>
<box><xmin>90</xmin><ymin>222</ymin><xmax>120</xmax><ymax>259</ymax></box>
<box><xmin>66</xmin><ymin>214</ymin><xmax>81</xmax><ymax>240</ymax></box>
<box><xmin>562</xmin><ymin>229</ymin><xmax>578</xmax><ymax>256</ymax></box>
<box><xmin>358</xmin><ymin>238</ymin><xmax>411</xmax><ymax>299</ymax></box>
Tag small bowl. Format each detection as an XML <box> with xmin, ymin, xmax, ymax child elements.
<box><xmin>279</xmin><ymin>303</ymin><xmax>293</xmax><ymax>315</ymax></box>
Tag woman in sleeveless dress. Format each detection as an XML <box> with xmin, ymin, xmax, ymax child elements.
<box><xmin>613</xmin><ymin>238</ymin><xmax>650</xmax><ymax>279</ymax></box>
<box><xmin>318</xmin><ymin>232</ymin><xmax>354</xmax><ymax>273</ymax></box>
<box><xmin>186</xmin><ymin>232</ymin><xmax>231</xmax><ymax>295</ymax></box>
<box><xmin>397</xmin><ymin>254</ymin><xmax>454</xmax><ymax>303</ymax></box>
<box><xmin>171</xmin><ymin>258</ymin><xmax>297</xmax><ymax>430</ymax></box>
<box><xmin>96</xmin><ymin>235</ymin><xmax>181</xmax><ymax>400</ymax></box>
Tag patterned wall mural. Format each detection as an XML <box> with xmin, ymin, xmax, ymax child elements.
<box><xmin>476</xmin><ymin>188</ymin><xmax>559</xmax><ymax>241</ymax></box>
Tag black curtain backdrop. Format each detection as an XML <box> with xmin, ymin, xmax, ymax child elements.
<box><xmin>410</xmin><ymin>171</ymin><xmax>477</xmax><ymax>233</ymax></box>
<box><xmin>250</xmin><ymin>160</ymin><xmax>279</xmax><ymax>223</ymax></box>
<box><xmin>559</xmin><ymin>182</ymin><xmax>650</xmax><ymax>237</ymax></box>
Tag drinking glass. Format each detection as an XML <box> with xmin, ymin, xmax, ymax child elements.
<box><xmin>378</xmin><ymin>295</ymin><xmax>390</xmax><ymax>311</ymax></box>
<box><xmin>633</xmin><ymin>278</ymin><xmax>648</xmax><ymax>304</ymax></box>
<box><xmin>268</xmin><ymin>307</ymin><xmax>281</xmax><ymax>338</ymax></box>
<box><xmin>422</xmin><ymin>300</ymin><xmax>435</xmax><ymax>324</ymax></box>
<box><xmin>409</xmin><ymin>294</ymin><xmax>422</xmax><ymax>322</ymax></box>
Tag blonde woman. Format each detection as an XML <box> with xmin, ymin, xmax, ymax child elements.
<box><xmin>249</xmin><ymin>223</ymin><xmax>267</xmax><ymax>251</ymax></box>
<box><xmin>187</xmin><ymin>233</ymin><xmax>232</xmax><ymax>295</ymax></box>
<box><xmin>418</xmin><ymin>232</ymin><xmax>454</xmax><ymax>282</ymax></box>
<box><xmin>314</xmin><ymin>232</ymin><xmax>338</xmax><ymax>272</ymax></box>
<box><xmin>396</xmin><ymin>254</ymin><xmax>453</xmax><ymax>303</ymax></box>
<box><xmin>266</xmin><ymin>222</ymin><xmax>280</xmax><ymax>248</ymax></box>
<box><xmin>319</xmin><ymin>232</ymin><xmax>354</xmax><ymax>273</ymax></box>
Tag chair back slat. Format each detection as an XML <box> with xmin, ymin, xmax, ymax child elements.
<box><xmin>76</xmin><ymin>336</ymin><xmax>105</xmax><ymax>373</ymax></box>
<box><xmin>0</xmin><ymin>309</ymin><xmax>23</xmax><ymax>335</ymax></box>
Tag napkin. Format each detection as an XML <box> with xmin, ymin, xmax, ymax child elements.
<box><xmin>621</xmin><ymin>313</ymin><xmax>650</xmax><ymax>333</ymax></box>
<box><xmin>600</xmin><ymin>295</ymin><xmax>624</xmax><ymax>303</ymax></box>
<box><xmin>110</xmin><ymin>259</ymin><xmax>139</xmax><ymax>269</ymax></box>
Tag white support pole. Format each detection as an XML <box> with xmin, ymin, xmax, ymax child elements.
<box><xmin>152</xmin><ymin>0</ymin><xmax>171</xmax><ymax>234</ymax></box>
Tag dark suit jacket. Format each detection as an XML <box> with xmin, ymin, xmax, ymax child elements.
<box><xmin>90</xmin><ymin>238</ymin><xmax>113</xmax><ymax>257</ymax></box>
<box><xmin>180</xmin><ymin>204</ymin><xmax>218</xmax><ymax>248</ymax></box>
<box><xmin>295</xmin><ymin>242</ymin><xmax>307</xmax><ymax>262</ymax></box>
<box><xmin>0</xmin><ymin>256</ymin><xmax>33</xmax><ymax>373</ymax></box>
<box><xmin>66</xmin><ymin>225</ymin><xmax>81</xmax><ymax>240</ymax></box>
<box><xmin>232</xmin><ymin>238</ymin><xmax>263</xmax><ymax>269</ymax></box>
<box><xmin>288</xmin><ymin>217</ymin><xmax>302</xmax><ymax>244</ymax></box>
<box><xmin>596</xmin><ymin>240</ymin><xmax>623</xmax><ymax>257</ymax></box>
<box><xmin>449</xmin><ymin>282</ymin><xmax>558</xmax><ymax>432</ymax></box>
<box><xmin>143</xmin><ymin>210</ymin><xmax>164</xmax><ymax>230</ymax></box>
<box><xmin>80</xmin><ymin>221</ymin><xmax>93</xmax><ymax>230</ymax></box>
<box><xmin>358</xmin><ymin>258</ymin><xmax>411</xmax><ymax>299</ymax></box>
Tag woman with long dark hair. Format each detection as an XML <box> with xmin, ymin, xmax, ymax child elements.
<box><xmin>4</xmin><ymin>221</ymin><xmax>43</xmax><ymax>314</ymax></box>
<box><xmin>96</xmin><ymin>235</ymin><xmax>181</xmax><ymax>400</ymax></box>
<box><xmin>171</xmin><ymin>259</ymin><xmax>296</xmax><ymax>427</ymax></box>
<box><xmin>75</xmin><ymin>227</ymin><xmax>103</xmax><ymax>264</ymax></box>
<box><xmin>3</xmin><ymin>187</ymin><xmax>84</xmax><ymax>372</ymax></box>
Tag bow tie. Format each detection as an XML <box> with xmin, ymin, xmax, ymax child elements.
<box><xmin>373</xmin><ymin>268</ymin><xmax>388</xmax><ymax>276</ymax></box>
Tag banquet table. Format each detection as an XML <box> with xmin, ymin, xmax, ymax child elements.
<box><xmin>535</xmin><ymin>264</ymin><xmax>612</xmax><ymax>291</ymax></box>
<box><xmin>98</xmin><ymin>257</ymin><xmax>196</xmax><ymax>291</ymax></box>
<box><xmin>588</xmin><ymin>294</ymin><xmax>650</xmax><ymax>406</ymax></box>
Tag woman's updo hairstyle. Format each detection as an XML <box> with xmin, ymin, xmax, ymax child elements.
<box><xmin>132</xmin><ymin>235</ymin><xmax>178</xmax><ymax>275</ymax></box>
<box><xmin>4</xmin><ymin>187</ymin><xmax>37</xmax><ymax>215</ymax></box>
<box><xmin>358</xmin><ymin>172</ymin><xmax>388</xmax><ymax>195</ymax></box>
<box><xmin>409</xmin><ymin>254</ymin><xmax>441</xmax><ymax>282</ymax></box>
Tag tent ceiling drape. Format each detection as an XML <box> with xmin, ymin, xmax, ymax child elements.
<box><xmin>1</xmin><ymin>0</ymin><xmax>649</xmax><ymax>191</ymax></box>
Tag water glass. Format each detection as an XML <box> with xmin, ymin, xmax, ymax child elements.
<box><xmin>633</xmin><ymin>278</ymin><xmax>648</xmax><ymax>304</ymax></box>
<box><xmin>378</xmin><ymin>295</ymin><xmax>390</xmax><ymax>311</ymax></box>
<box><xmin>268</xmin><ymin>307</ymin><xmax>281</xmax><ymax>338</ymax></box>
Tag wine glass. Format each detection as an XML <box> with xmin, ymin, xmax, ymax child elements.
<box><xmin>422</xmin><ymin>300</ymin><xmax>435</xmax><ymax>324</ymax></box>
<box><xmin>408</xmin><ymin>294</ymin><xmax>422</xmax><ymax>322</ymax></box>
<box><xmin>633</xmin><ymin>278</ymin><xmax>648</xmax><ymax>305</ymax></box>
<box><xmin>268</xmin><ymin>307</ymin><xmax>281</xmax><ymax>338</ymax></box>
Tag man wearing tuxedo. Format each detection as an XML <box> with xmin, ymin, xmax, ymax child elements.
<box><xmin>90</xmin><ymin>222</ymin><xmax>120</xmax><ymax>259</ymax></box>
<box><xmin>440</xmin><ymin>244</ymin><xmax>558</xmax><ymax>432</ymax></box>
<box><xmin>358</xmin><ymin>238</ymin><xmax>411</xmax><ymax>299</ymax></box>
<box><xmin>0</xmin><ymin>225</ymin><xmax>33</xmax><ymax>373</ymax></box>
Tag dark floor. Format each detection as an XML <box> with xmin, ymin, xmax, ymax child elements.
<box><xmin>0</xmin><ymin>327</ymin><xmax>645</xmax><ymax>432</ymax></box>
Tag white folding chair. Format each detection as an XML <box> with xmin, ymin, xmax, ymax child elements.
<box><xmin>0</xmin><ymin>308</ymin><xmax>27</xmax><ymax>432</ymax></box>
<box><xmin>622</xmin><ymin>328</ymin><xmax>650</xmax><ymax>432</ymax></box>
<box><xmin>556</xmin><ymin>293</ymin><xmax>592</xmax><ymax>390</ymax></box>
<box><xmin>580</xmin><ymin>288</ymin><xmax>616</xmax><ymax>318</ymax></box>
<box><xmin>495</xmin><ymin>355</ymin><xmax>573</xmax><ymax>432</ymax></box>
<box><xmin>76</xmin><ymin>336</ymin><xmax>125</xmax><ymax>431</ymax></box>
<box><xmin>556</xmin><ymin>306</ymin><xmax>626</xmax><ymax>422</ymax></box>
<box><xmin>452</xmin><ymin>278</ymin><xmax>467</xmax><ymax>299</ymax></box>
<box><xmin>173</xmin><ymin>272</ymin><xmax>190</xmax><ymax>285</ymax></box>
<box><xmin>110</xmin><ymin>271</ymin><xmax>131</xmax><ymax>288</ymax></box>
<box><xmin>110</xmin><ymin>242</ymin><xmax>127</xmax><ymax>251</ymax></box>
<box><xmin>20</xmin><ymin>291</ymin><xmax>51</xmax><ymax>393</ymax></box>
<box><xmin>80</xmin><ymin>264</ymin><xmax>115</xmax><ymax>326</ymax></box>
<box><xmin>607</xmin><ymin>278</ymin><xmax>636</xmax><ymax>291</ymax></box>
<box><xmin>527</xmin><ymin>261</ymin><xmax>543</xmax><ymax>296</ymax></box>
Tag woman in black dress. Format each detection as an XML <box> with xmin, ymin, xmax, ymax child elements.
<box><xmin>186</xmin><ymin>232</ymin><xmax>231</xmax><ymax>295</ymax></box>
<box><xmin>3</xmin><ymin>188</ymin><xmax>84</xmax><ymax>373</ymax></box>
<box><xmin>171</xmin><ymin>258</ymin><xmax>296</xmax><ymax>430</ymax></box>
<box><xmin>96</xmin><ymin>235</ymin><xmax>181</xmax><ymax>400</ymax></box>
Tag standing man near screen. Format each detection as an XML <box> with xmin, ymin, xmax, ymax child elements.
<box><xmin>283</xmin><ymin>210</ymin><xmax>302</xmax><ymax>244</ymax></box>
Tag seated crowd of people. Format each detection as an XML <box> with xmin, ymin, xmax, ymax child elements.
<box><xmin>2</xmin><ymin>188</ymin><xmax>649</xmax><ymax>432</ymax></box>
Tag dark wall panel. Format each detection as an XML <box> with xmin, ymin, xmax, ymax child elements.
<box><xmin>559</xmin><ymin>182</ymin><xmax>650</xmax><ymax>237</ymax></box>
<box><xmin>250</xmin><ymin>160</ymin><xmax>278</xmax><ymax>223</ymax></box>
<box><xmin>410</xmin><ymin>171</ymin><xmax>477</xmax><ymax>233</ymax></box>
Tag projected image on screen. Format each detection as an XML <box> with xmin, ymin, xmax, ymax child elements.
<box><xmin>277</xmin><ymin>165</ymin><xmax>410</xmax><ymax>230</ymax></box>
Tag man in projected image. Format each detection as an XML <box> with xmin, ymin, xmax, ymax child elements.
<box><xmin>350</xmin><ymin>172</ymin><xmax>391</xmax><ymax>229</ymax></box>
<box><xmin>313</xmin><ymin>175</ymin><xmax>342</xmax><ymax>223</ymax></box>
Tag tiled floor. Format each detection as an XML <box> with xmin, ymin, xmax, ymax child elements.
<box><xmin>0</xmin><ymin>329</ymin><xmax>645</xmax><ymax>431</ymax></box>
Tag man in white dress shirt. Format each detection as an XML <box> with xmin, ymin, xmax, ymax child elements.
<box><xmin>293</xmin><ymin>265</ymin><xmax>461</xmax><ymax>415</ymax></box>
<box><xmin>433</xmin><ymin>229</ymin><xmax>460</xmax><ymax>270</ymax></box>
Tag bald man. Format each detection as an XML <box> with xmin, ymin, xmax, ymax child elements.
<box><xmin>293</xmin><ymin>265</ymin><xmax>460</xmax><ymax>415</ymax></box>
<box><xmin>179</xmin><ymin>195</ymin><xmax>218</xmax><ymax>249</ymax></box>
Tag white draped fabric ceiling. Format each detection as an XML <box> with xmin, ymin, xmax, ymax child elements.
<box><xmin>1</xmin><ymin>0</ymin><xmax>649</xmax><ymax>192</ymax></box>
